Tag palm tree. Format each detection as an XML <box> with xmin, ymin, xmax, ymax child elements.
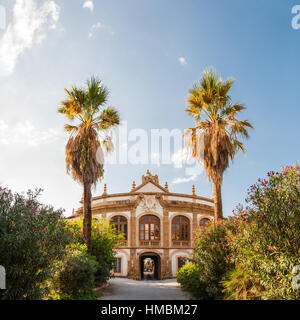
<box><xmin>58</xmin><ymin>76</ymin><xmax>120</xmax><ymax>252</ymax></box>
<box><xmin>184</xmin><ymin>69</ymin><xmax>253</xmax><ymax>220</ymax></box>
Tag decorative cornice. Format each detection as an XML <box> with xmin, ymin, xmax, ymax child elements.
<box><xmin>91</xmin><ymin>191</ymin><xmax>213</xmax><ymax>203</ymax></box>
<box><xmin>88</xmin><ymin>196</ymin><xmax>213</xmax><ymax>216</ymax></box>
<box><xmin>76</xmin><ymin>171</ymin><xmax>214</xmax><ymax>216</ymax></box>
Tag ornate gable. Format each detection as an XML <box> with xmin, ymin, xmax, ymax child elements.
<box><xmin>131</xmin><ymin>170</ymin><xmax>168</xmax><ymax>193</ymax></box>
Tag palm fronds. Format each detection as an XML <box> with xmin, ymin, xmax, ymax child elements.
<box><xmin>58</xmin><ymin>76</ymin><xmax>120</xmax><ymax>184</ymax></box>
<box><xmin>58</xmin><ymin>76</ymin><xmax>120</xmax><ymax>252</ymax></box>
<box><xmin>185</xmin><ymin>69</ymin><xmax>254</xmax><ymax>219</ymax></box>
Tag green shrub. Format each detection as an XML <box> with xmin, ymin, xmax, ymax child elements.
<box><xmin>226</xmin><ymin>165</ymin><xmax>300</xmax><ymax>300</ymax></box>
<box><xmin>54</xmin><ymin>244</ymin><xmax>99</xmax><ymax>298</ymax></box>
<box><xmin>177</xmin><ymin>263</ymin><xmax>206</xmax><ymax>299</ymax></box>
<box><xmin>67</xmin><ymin>218</ymin><xmax>122</xmax><ymax>283</ymax></box>
<box><xmin>0</xmin><ymin>188</ymin><xmax>72</xmax><ymax>300</ymax></box>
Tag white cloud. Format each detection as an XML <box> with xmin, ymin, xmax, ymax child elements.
<box><xmin>172</xmin><ymin>147</ymin><xmax>194</xmax><ymax>168</ymax></box>
<box><xmin>0</xmin><ymin>120</ymin><xmax>62</xmax><ymax>147</ymax></box>
<box><xmin>185</xmin><ymin>162</ymin><xmax>204</xmax><ymax>177</ymax></box>
<box><xmin>88</xmin><ymin>21</ymin><xmax>114</xmax><ymax>38</ymax></box>
<box><xmin>171</xmin><ymin>148</ymin><xmax>203</xmax><ymax>184</ymax></box>
<box><xmin>172</xmin><ymin>162</ymin><xmax>204</xmax><ymax>185</ymax></box>
<box><xmin>83</xmin><ymin>1</ymin><xmax>94</xmax><ymax>12</ymax></box>
<box><xmin>0</xmin><ymin>0</ymin><xmax>60</xmax><ymax>77</ymax></box>
<box><xmin>172</xmin><ymin>175</ymin><xmax>197</xmax><ymax>184</ymax></box>
<box><xmin>178</xmin><ymin>56</ymin><xmax>187</xmax><ymax>65</ymax></box>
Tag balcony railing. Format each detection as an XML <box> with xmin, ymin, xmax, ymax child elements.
<box><xmin>139</xmin><ymin>240</ymin><xmax>160</xmax><ymax>247</ymax></box>
<box><xmin>172</xmin><ymin>240</ymin><xmax>190</xmax><ymax>247</ymax></box>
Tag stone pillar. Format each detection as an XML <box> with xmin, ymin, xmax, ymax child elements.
<box><xmin>163</xmin><ymin>209</ymin><xmax>171</xmax><ymax>279</ymax></box>
<box><xmin>163</xmin><ymin>249</ymin><xmax>171</xmax><ymax>279</ymax></box>
<box><xmin>160</xmin><ymin>254</ymin><xmax>165</xmax><ymax>279</ymax></box>
<box><xmin>192</xmin><ymin>211</ymin><xmax>198</xmax><ymax>245</ymax></box>
<box><xmin>129</xmin><ymin>248</ymin><xmax>138</xmax><ymax>279</ymax></box>
<box><xmin>129</xmin><ymin>208</ymin><xmax>138</xmax><ymax>279</ymax></box>
<box><xmin>130</xmin><ymin>209</ymin><xmax>137</xmax><ymax>247</ymax></box>
<box><xmin>163</xmin><ymin>209</ymin><xmax>169</xmax><ymax>248</ymax></box>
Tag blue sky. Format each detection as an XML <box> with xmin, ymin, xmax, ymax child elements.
<box><xmin>0</xmin><ymin>0</ymin><xmax>299</xmax><ymax>217</ymax></box>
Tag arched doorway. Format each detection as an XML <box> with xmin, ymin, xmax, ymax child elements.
<box><xmin>139</xmin><ymin>252</ymin><xmax>161</xmax><ymax>280</ymax></box>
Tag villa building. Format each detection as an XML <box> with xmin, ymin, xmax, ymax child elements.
<box><xmin>72</xmin><ymin>171</ymin><xmax>214</xmax><ymax>280</ymax></box>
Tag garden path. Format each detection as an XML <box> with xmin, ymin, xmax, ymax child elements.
<box><xmin>99</xmin><ymin>278</ymin><xmax>192</xmax><ymax>300</ymax></box>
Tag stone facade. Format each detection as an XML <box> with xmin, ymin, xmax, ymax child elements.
<box><xmin>72</xmin><ymin>171</ymin><xmax>214</xmax><ymax>280</ymax></box>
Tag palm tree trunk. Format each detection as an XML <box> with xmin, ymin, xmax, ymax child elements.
<box><xmin>212</xmin><ymin>180</ymin><xmax>223</xmax><ymax>221</ymax></box>
<box><xmin>83</xmin><ymin>181</ymin><xmax>92</xmax><ymax>253</ymax></box>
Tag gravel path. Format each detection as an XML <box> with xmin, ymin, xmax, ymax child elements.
<box><xmin>99</xmin><ymin>278</ymin><xmax>192</xmax><ymax>300</ymax></box>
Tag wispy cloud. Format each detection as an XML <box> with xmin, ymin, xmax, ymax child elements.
<box><xmin>172</xmin><ymin>162</ymin><xmax>204</xmax><ymax>185</ymax></box>
<box><xmin>83</xmin><ymin>1</ymin><xmax>94</xmax><ymax>12</ymax></box>
<box><xmin>178</xmin><ymin>56</ymin><xmax>187</xmax><ymax>65</ymax></box>
<box><xmin>0</xmin><ymin>0</ymin><xmax>60</xmax><ymax>77</ymax></box>
<box><xmin>88</xmin><ymin>21</ymin><xmax>114</xmax><ymax>38</ymax></box>
<box><xmin>0</xmin><ymin>120</ymin><xmax>62</xmax><ymax>147</ymax></box>
<box><xmin>172</xmin><ymin>175</ymin><xmax>197</xmax><ymax>184</ymax></box>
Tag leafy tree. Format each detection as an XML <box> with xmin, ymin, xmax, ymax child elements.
<box><xmin>58</xmin><ymin>76</ymin><xmax>120</xmax><ymax>252</ymax></box>
<box><xmin>0</xmin><ymin>188</ymin><xmax>72</xmax><ymax>300</ymax></box>
<box><xmin>177</xmin><ymin>165</ymin><xmax>299</xmax><ymax>300</ymax></box>
<box><xmin>184</xmin><ymin>69</ymin><xmax>253</xmax><ymax>219</ymax></box>
<box><xmin>227</xmin><ymin>165</ymin><xmax>300</xmax><ymax>299</ymax></box>
<box><xmin>177</xmin><ymin>218</ymin><xmax>235</xmax><ymax>299</ymax></box>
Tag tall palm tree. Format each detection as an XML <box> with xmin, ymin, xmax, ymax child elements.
<box><xmin>58</xmin><ymin>76</ymin><xmax>120</xmax><ymax>252</ymax></box>
<box><xmin>184</xmin><ymin>69</ymin><xmax>253</xmax><ymax>220</ymax></box>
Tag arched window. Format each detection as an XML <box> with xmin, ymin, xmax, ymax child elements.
<box><xmin>140</xmin><ymin>215</ymin><xmax>160</xmax><ymax>241</ymax></box>
<box><xmin>110</xmin><ymin>216</ymin><xmax>128</xmax><ymax>240</ymax></box>
<box><xmin>172</xmin><ymin>216</ymin><xmax>190</xmax><ymax>241</ymax></box>
<box><xmin>199</xmin><ymin>218</ymin><xmax>210</xmax><ymax>228</ymax></box>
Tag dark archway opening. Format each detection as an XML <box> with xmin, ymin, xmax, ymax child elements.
<box><xmin>139</xmin><ymin>253</ymin><xmax>161</xmax><ymax>280</ymax></box>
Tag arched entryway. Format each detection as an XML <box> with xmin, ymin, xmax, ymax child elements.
<box><xmin>139</xmin><ymin>252</ymin><xmax>161</xmax><ymax>280</ymax></box>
